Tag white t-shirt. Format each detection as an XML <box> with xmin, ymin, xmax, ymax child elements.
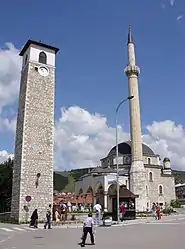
<box><xmin>94</xmin><ymin>204</ymin><xmax>102</xmax><ymax>212</ymax></box>
<box><xmin>84</xmin><ymin>217</ymin><xmax>94</xmax><ymax>228</ymax></box>
<box><xmin>60</xmin><ymin>203</ymin><xmax>67</xmax><ymax>211</ymax></box>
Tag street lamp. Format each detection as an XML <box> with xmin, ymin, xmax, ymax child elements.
<box><xmin>116</xmin><ymin>95</ymin><xmax>134</xmax><ymax>224</ymax></box>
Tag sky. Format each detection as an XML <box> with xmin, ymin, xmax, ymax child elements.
<box><xmin>0</xmin><ymin>0</ymin><xmax>185</xmax><ymax>171</ymax></box>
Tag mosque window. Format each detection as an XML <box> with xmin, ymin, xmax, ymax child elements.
<box><xmin>148</xmin><ymin>158</ymin><xmax>151</xmax><ymax>165</ymax></box>
<box><xmin>159</xmin><ymin>185</ymin><xmax>163</xmax><ymax>195</ymax></box>
<box><xmin>149</xmin><ymin>172</ymin><xmax>153</xmax><ymax>182</ymax></box>
<box><xmin>39</xmin><ymin>51</ymin><xmax>47</xmax><ymax>64</ymax></box>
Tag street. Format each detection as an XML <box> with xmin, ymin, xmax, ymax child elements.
<box><xmin>0</xmin><ymin>214</ymin><xmax>185</xmax><ymax>249</ymax></box>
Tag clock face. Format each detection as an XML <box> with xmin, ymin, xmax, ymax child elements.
<box><xmin>38</xmin><ymin>66</ymin><xmax>49</xmax><ymax>77</ymax></box>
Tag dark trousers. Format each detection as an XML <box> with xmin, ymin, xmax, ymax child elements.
<box><xmin>44</xmin><ymin>218</ymin><xmax>51</xmax><ymax>229</ymax></box>
<box><xmin>82</xmin><ymin>227</ymin><xmax>94</xmax><ymax>245</ymax></box>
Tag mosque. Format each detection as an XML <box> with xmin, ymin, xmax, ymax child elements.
<box><xmin>75</xmin><ymin>26</ymin><xmax>176</xmax><ymax>213</ymax></box>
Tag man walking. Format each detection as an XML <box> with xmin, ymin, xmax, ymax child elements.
<box><xmin>93</xmin><ymin>202</ymin><xmax>102</xmax><ymax>226</ymax></box>
<box><xmin>81</xmin><ymin>213</ymin><xmax>95</xmax><ymax>247</ymax></box>
<box><xmin>44</xmin><ymin>204</ymin><xmax>52</xmax><ymax>229</ymax></box>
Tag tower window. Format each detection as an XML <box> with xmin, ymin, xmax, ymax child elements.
<box><xmin>149</xmin><ymin>172</ymin><xmax>153</xmax><ymax>182</ymax></box>
<box><xmin>148</xmin><ymin>158</ymin><xmax>151</xmax><ymax>165</ymax></box>
<box><xmin>39</xmin><ymin>51</ymin><xmax>47</xmax><ymax>64</ymax></box>
<box><xmin>159</xmin><ymin>185</ymin><xmax>163</xmax><ymax>195</ymax></box>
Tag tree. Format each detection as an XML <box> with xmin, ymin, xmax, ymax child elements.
<box><xmin>0</xmin><ymin>158</ymin><xmax>13</xmax><ymax>212</ymax></box>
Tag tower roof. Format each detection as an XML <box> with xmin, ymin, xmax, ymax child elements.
<box><xmin>127</xmin><ymin>25</ymin><xmax>134</xmax><ymax>44</ymax></box>
<box><xmin>19</xmin><ymin>40</ymin><xmax>59</xmax><ymax>56</ymax></box>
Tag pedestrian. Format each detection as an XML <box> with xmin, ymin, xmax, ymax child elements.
<box><xmin>60</xmin><ymin>201</ymin><xmax>67</xmax><ymax>221</ymax></box>
<box><xmin>151</xmin><ymin>203</ymin><xmax>157</xmax><ymax>220</ymax></box>
<box><xmin>30</xmin><ymin>209</ymin><xmax>38</xmax><ymax>228</ymax></box>
<box><xmin>81</xmin><ymin>213</ymin><xmax>95</xmax><ymax>247</ymax></box>
<box><xmin>55</xmin><ymin>209</ymin><xmax>60</xmax><ymax>225</ymax></box>
<box><xmin>156</xmin><ymin>203</ymin><xmax>161</xmax><ymax>220</ymax></box>
<box><xmin>93</xmin><ymin>202</ymin><xmax>102</xmax><ymax>226</ymax></box>
<box><xmin>119</xmin><ymin>202</ymin><xmax>126</xmax><ymax>221</ymax></box>
<box><xmin>44</xmin><ymin>204</ymin><xmax>52</xmax><ymax>229</ymax></box>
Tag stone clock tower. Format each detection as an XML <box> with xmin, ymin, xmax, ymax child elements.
<box><xmin>11</xmin><ymin>40</ymin><xmax>59</xmax><ymax>223</ymax></box>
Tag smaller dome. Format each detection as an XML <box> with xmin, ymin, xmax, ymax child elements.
<box><xmin>163</xmin><ymin>157</ymin><xmax>170</xmax><ymax>162</ymax></box>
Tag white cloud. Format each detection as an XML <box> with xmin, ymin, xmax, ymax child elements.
<box><xmin>0</xmin><ymin>117</ymin><xmax>16</xmax><ymax>133</ymax></box>
<box><xmin>0</xmin><ymin>43</ymin><xmax>184</xmax><ymax>172</ymax></box>
<box><xmin>54</xmin><ymin>107</ymin><xmax>185</xmax><ymax>171</ymax></box>
<box><xmin>0</xmin><ymin>150</ymin><xmax>14</xmax><ymax>164</ymax></box>
<box><xmin>0</xmin><ymin>43</ymin><xmax>21</xmax><ymax>113</ymax></box>
<box><xmin>177</xmin><ymin>15</ymin><xmax>183</xmax><ymax>21</ymax></box>
<box><xmin>54</xmin><ymin>106</ymin><xmax>129</xmax><ymax>170</ymax></box>
<box><xmin>0</xmin><ymin>42</ymin><xmax>21</xmax><ymax>135</ymax></box>
<box><xmin>169</xmin><ymin>0</ymin><xmax>175</xmax><ymax>7</ymax></box>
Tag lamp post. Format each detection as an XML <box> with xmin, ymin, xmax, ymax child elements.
<box><xmin>116</xmin><ymin>95</ymin><xmax>134</xmax><ymax>224</ymax></box>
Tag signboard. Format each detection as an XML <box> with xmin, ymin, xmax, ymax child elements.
<box><xmin>25</xmin><ymin>196</ymin><xmax>31</xmax><ymax>202</ymax></box>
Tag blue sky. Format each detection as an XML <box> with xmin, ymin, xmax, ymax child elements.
<box><xmin>0</xmin><ymin>0</ymin><xmax>185</xmax><ymax>169</ymax></box>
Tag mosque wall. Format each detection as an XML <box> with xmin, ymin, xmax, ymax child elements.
<box><xmin>145</xmin><ymin>167</ymin><xmax>176</xmax><ymax>209</ymax></box>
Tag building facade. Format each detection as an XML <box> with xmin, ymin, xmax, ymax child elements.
<box><xmin>11</xmin><ymin>40</ymin><xmax>59</xmax><ymax>223</ymax></box>
<box><xmin>75</xmin><ymin>141</ymin><xmax>176</xmax><ymax>212</ymax></box>
<box><xmin>75</xmin><ymin>27</ymin><xmax>176</xmax><ymax>212</ymax></box>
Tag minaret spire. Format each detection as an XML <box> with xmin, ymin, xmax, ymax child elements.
<box><xmin>128</xmin><ymin>25</ymin><xmax>133</xmax><ymax>44</ymax></box>
<box><xmin>127</xmin><ymin>25</ymin><xmax>136</xmax><ymax>67</ymax></box>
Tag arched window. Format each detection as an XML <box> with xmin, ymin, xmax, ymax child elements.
<box><xmin>148</xmin><ymin>158</ymin><xmax>151</xmax><ymax>165</ymax></box>
<box><xmin>39</xmin><ymin>51</ymin><xmax>47</xmax><ymax>64</ymax></box>
<box><xmin>159</xmin><ymin>185</ymin><xmax>163</xmax><ymax>195</ymax></box>
<box><xmin>149</xmin><ymin>172</ymin><xmax>153</xmax><ymax>182</ymax></box>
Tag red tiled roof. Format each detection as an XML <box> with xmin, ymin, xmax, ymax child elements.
<box><xmin>53</xmin><ymin>193</ymin><xmax>92</xmax><ymax>205</ymax></box>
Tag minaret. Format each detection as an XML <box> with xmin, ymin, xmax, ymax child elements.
<box><xmin>124</xmin><ymin>26</ymin><xmax>147</xmax><ymax>211</ymax></box>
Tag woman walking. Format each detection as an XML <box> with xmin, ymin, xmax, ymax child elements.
<box><xmin>30</xmin><ymin>209</ymin><xmax>38</xmax><ymax>228</ymax></box>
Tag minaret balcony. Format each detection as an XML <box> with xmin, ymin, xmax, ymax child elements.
<box><xmin>124</xmin><ymin>65</ymin><xmax>140</xmax><ymax>76</ymax></box>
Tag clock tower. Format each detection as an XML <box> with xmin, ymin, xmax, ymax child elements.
<box><xmin>11</xmin><ymin>40</ymin><xmax>59</xmax><ymax>223</ymax></box>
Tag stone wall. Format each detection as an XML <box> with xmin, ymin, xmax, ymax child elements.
<box><xmin>146</xmin><ymin>167</ymin><xmax>175</xmax><ymax>209</ymax></box>
<box><xmin>11</xmin><ymin>61</ymin><xmax>55</xmax><ymax>223</ymax></box>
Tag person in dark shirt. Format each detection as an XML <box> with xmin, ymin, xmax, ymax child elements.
<box><xmin>44</xmin><ymin>204</ymin><xmax>52</xmax><ymax>229</ymax></box>
<box><xmin>30</xmin><ymin>209</ymin><xmax>38</xmax><ymax>228</ymax></box>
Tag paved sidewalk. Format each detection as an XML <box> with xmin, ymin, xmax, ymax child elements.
<box><xmin>17</xmin><ymin>213</ymin><xmax>185</xmax><ymax>229</ymax></box>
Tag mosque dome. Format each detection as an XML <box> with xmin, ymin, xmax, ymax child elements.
<box><xmin>108</xmin><ymin>141</ymin><xmax>155</xmax><ymax>157</ymax></box>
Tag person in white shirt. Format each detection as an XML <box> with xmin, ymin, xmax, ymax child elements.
<box><xmin>93</xmin><ymin>203</ymin><xmax>102</xmax><ymax>226</ymax></box>
<box><xmin>81</xmin><ymin>213</ymin><xmax>95</xmax><ymax>247</ymax></box>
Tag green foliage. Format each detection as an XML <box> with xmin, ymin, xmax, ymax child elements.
<box><xmin>162</xmin><ymin>207</ymin><xmax>174</xmax><ymax>215</ymax></box>
<box><xmin>173</xmin><ymin>170</ymin><xmax>185</xmax><ymax>184</ymax></box>
<box><xmin>170</xmin><ymin>199</ymin><xmax>181</xmax><ymax>208</ymax></box>
<box><xmin>70</xmin><ymin>168</ymin><xmax>89</xmax><ymax>181</ymax></box>
<box><xmin>53</xmin><ymin>172</ymin><xmax>68</xmax><ymax>191</ymax></box>
<box><xmin>0</xmin><ymin>158</ymin><xmax>13</xmax><ymax>212</ymax></box>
